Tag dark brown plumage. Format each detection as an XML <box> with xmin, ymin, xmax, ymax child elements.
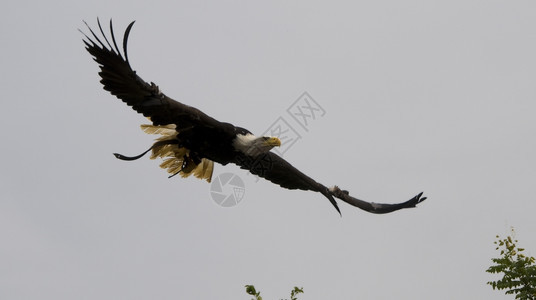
<box><xmin>81</xmin><ymin>19</ymin><xmax>427</xmax><ymax>215</ymax></box>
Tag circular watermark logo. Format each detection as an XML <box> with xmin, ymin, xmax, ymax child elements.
<box><xmin>210</xmin><ymin>172</ymin><xmax>245</xmax><ymax>207</ymax></box>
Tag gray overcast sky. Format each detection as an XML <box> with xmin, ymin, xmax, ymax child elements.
<box><xmin>1</xmin><ymin>1</ymin><xmax>535</xmax><ymax>299</ymax></box>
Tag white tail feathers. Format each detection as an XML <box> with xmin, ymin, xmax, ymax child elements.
<box><xmin>140</xmin><ymin>123</ymin><xmax>214</xmax><ymax>182</ymax></box>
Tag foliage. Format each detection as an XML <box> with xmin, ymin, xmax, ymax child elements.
<box><xmin>287</xmin><ymin>286</ymin><xmax>304</xmax><ymax>300</ymax></box>
<box><xmin>486</xmin><ymin>228</ymin><xmax>536</xmax><ymax>299</ymax></box>
<box><xmin>245</xmin><ymin>285</ymin><xmax>304</xmax><ymax>300</ymax></box>
<box><xmin>245</xmin><ymin>285</ymin><xmax>262</xmax><ymax>300</ymax></box>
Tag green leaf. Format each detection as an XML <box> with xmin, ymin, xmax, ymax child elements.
<box><xmin>487</xmin><ymin>228</ymin><xmax>536</xmax><ymax>300</ymax></box>
<box><xmin>245</xmin><ymin>285</ymin><xmax>257</xmax><ymax>296</ymax></box>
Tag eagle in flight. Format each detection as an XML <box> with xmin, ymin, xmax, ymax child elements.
<box><xmin>81</xmin><ymin>19</ymin><xmax>426</xmax><ymax>215</ymax></box>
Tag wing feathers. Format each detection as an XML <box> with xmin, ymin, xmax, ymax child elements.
<box><xmin>97</xmin><ymin>19</ymin><xmax>115</xmax><ymax>53</ymax></box>
<box><xmin>329</xmin><ymin>186</ymin><xmax>427</xmax><ymax>214</ymax></box>
<box><xmin>233</xmin><ymin>152</ymin><xmax>341</xmax><ymax>214</ymax></box>
<box><xmin>82</xmin><ymin>19</ymin><xmax>221</xmax><ymax>128</ymax></box>
<box><xmin>122</xmin><ymin>20</ymin><xmax>135</xmax><ymax>65</ymax></box>
<box><xmin>234</xmin><ymin>152</ymin><xmax>425</xmax><ymax>215</ymax></box>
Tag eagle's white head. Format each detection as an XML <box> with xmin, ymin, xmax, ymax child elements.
<box><xmin>233</xmin><ymin>133</ymin><xmax>281</xmax><ymax>156</ymax></box>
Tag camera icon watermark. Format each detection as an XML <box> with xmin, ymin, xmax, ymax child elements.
<box><xmin>210</xmin><ymin>172</ymin><xmax>245</xmax><ymax>207</ymax></box>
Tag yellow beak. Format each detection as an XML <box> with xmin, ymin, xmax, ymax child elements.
<box><xmin>265</xmin><ymin>137</ymin><xmax>281</xmax><ymax>147</ymax></box>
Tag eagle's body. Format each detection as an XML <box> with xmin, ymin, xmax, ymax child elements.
<box><xmin>81</xmin><ymin>19</ymin><xmax>426</xmax><ymax>215</ymax></box>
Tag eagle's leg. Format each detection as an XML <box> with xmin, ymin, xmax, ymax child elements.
<box><xmin>168</xmin><ymin>154</ymin><xmax>200</xmax><ymax>178</ymax></box>
<box><xmin>189</xmin><ymin>152</ymin><xmax>202</xmax><ymax>165</ymax></box>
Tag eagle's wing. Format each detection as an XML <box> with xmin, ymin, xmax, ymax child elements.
<box><xmin>329</xmin><ymin>186</ymin><xmax>427</xmax><ymax>214</ymax></box>
<box><xmin>233</xmin><ymin>151</ymin><xmax>341</xmax><ymax>214</ymax></box>
<box><xmin>234</xmin><ymin>152</ymin><xmax>426</xmax><ymax>215</ymax></box>
<box><xmin>81</xmin><ymin>19</ymin><xmax>219</xmax><ymax>129</ymax></box>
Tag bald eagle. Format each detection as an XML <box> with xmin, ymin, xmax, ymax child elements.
<box><xmin>81</xmin><ymin>19</ymin><xmax>426</xmax><ymax>215</ymax></box>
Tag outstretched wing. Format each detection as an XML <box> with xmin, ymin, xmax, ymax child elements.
<box><xmin>233</xmin><ymin>151</ymin><xmax>426</xmax><ymax>215</ymax></box>
<box><xmin>81</xmin><ymin>19</ymin><xmax>219</xmax><ymax>129</ymax></box>
<box><xmin>233</xmin><ymin>151</ymin><xmax>341</xmax><ymax>214</ymax></box>
<box><xmin>329</xmin><ymin>186</ymin><xmax>427</xmax><ymax>214</ymax></box>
